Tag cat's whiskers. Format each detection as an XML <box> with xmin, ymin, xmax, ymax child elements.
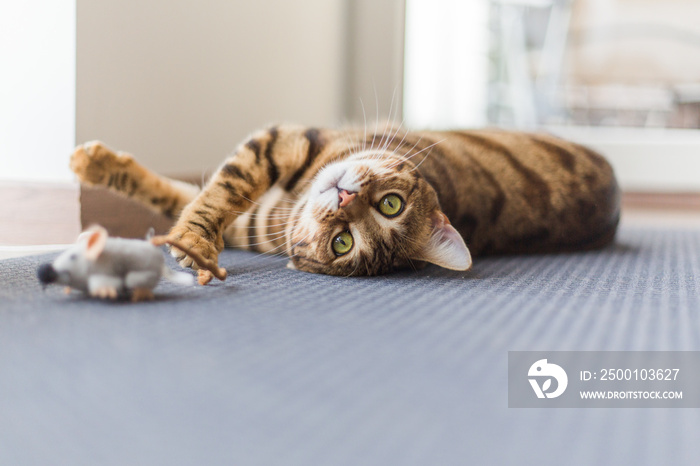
<box><xmin>372</xmin><ymin>138</ymin><xmax>446</xmax><ymax>183</ymax></box>
<box><xmin>260</xmin><ymin>228</ymin><xmax>314</xmax><ymax>259</ymax></box>
<box><xmin>232</xmin><ymin>192</ymin><xmax>296</xmax><ymax>210</ymax></box>
<box><xmin>403</xmin><ymin>147</ymin><xmax>438</xmax><ymax>174</ymax></box>
<box><xmin>339</xmin><ymin>128</ymin><xmax>362</xmax><ymax>160</ymax></box>
<box><xmin>360</xmin><ymin>98</ymin><xmax>368</xmax><ymax>154</ymax></box>
<box><xmin>213</xmin><ymin>224</ymin><xmax>313</xmax><ymax>271</ymax></box>
<box><xmin>374</xmin><ymin>86</ymin><xmax>402</xmax><ymax>157</ymax></box>
<box><xmin>363</xmin><ymin>257</ymin><xmax>371</xmax><ymax>276</ymax></box>
<box><xmin>234</xmin><ymin>227</ymin><xmax>293</xmax><ymax>239</ymax></box>
<box><xmin>287</xmin><ymin>232</ymin><xmax>317</xmax><ymax>258</ymax></box>
<box><xmin>356</xmin><ymin>131</ymin><xmax>401</xmax><ymax>179</ymax></box>
<box><xmin>380</xmin><ymin>118</ymin><xmax>407</xmax><ymax>156</ymax></box>
<box><xmin>386</xmin><ymin>124</ymin><xmax>410</xmax><ymax>158</ymax></box>
<box><xmin>244</xmin><ymin>233</ymin><xmax>288</xmax><ymax>248</ymax></box>
<box><xmin>394</xmin><ymin>231</ymin><xmax>420</xmax><ymax>271</ymax></box>
<box><xmin>241</xmin><ymin>204</ymin><xmax>296</xmax><ymax>213</ymax></box>
<box><xmin>359</xmin><ymin>124</ymin><xmax>405</xmax><ymax>176</ymax></box>
<box><xmin>224</xmin><ymin>237</ymin><xmax>300</xmax><ymax>269</ymax></box>
<box><xmin>344</xmin><ymin>258</ymin><xmax>361</xmax><ymax>277</ymax></box>
<box><xmin>229</xmin><ymin>209</ymin><xmax>293</xmax><ymax>219</ymax></box>
<box><xmin>280</xmin><ymin>227</ymin><xmax>320</xmax><ymax>263</ymax></box>
<box><xmin>389</xmin><ymin>130</ymin><xmax>419</xmax><ymax>163</ymax></box>
<box><xmin>391</xmin><ymin>138</ymin><xmax>445</xmax><ymax>167</ymax></box>
<box><xmin>368</xmin><ymin>133</ymin><xmax>425</xmax><ymax>176</ymax></box>
<box><xmin>274</xmin><ymin>194</ymin><xmax>299</xmax><ymax>204</ymax></box>
<box><xmin>374</xmin><ymin>120</ymin><xmax>394</xmax><ymax>159</ymax></box>
<box><xmin>231</xmin><ymin>205</ymin><xmax>316</xmax><ymax>267</ymax></box>
<box><xmin>239</xmin><ymin>219</ymin><xmax>294</xmax><ymax>229</ymax></box>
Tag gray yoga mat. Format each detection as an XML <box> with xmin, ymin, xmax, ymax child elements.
<box><xmin>1</xmin><ymin>225</ymin><xmax>699</xmax><ymax>465</ymax></box>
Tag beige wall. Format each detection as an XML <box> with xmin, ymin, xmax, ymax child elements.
<box><xmin>76</xmin><ymin>0</ymin><xmax>347</xmax><ymax>177</ymax></box>
<box><xmin>345</xmin><ymin>0</ymin><xmax>405</xmax><ymax>122</ymax></box>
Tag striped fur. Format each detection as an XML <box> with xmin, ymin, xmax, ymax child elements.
<box><xmin>70</xmin><ymin>125</ymin><xmax>620</xmax><ymax>277</ymax></box>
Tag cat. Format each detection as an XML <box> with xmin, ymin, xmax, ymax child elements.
<box><xmin>70</xmin><ymin>124</ymin><xmax>620</xmax><ymax>283</ymax></box>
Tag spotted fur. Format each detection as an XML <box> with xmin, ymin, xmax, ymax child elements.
<box><xmin>70</xmin><ymin>125</ymin><xmax>620</xmax><ymax>277</ymax></box>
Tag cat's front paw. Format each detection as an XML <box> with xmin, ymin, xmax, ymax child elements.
<box><xmin>70</xmin><ymin>141</ymin><xmax>133</xmax><ymax>185</ymax></box>
<box><xmin>168</xmin><ymin>225</ymin><xmax>220</xmax><ymax>274</ymax></box>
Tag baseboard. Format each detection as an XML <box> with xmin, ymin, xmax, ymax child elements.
<box><xmin>80</xmin><ymin>185</ymin><xmax>175</xmax><ymax>239</ymax></box>
<box><xmin>622</xmin><ymin>192</ymin><xmax>700</xmax><ymax>211</ymax></box>
<box><xmin>0</xmin><ymin>181</ymin><xmax>81</xmax><ymax>245</ymax></box>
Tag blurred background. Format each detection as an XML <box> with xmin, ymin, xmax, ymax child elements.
<box><xmin>405</xmin><ymin>0</ymin><xmax>700</xmax><ymax>192</ymax></box>
<box><xmin>1</xmin><ymin>0</ymin><xmax>699</xmax><ymax>246</ymax></box>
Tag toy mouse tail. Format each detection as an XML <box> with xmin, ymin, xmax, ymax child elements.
<box><xmin>161</xmin><ymin>266</ymin><xmax>195</xmax><ymax>287</ymax></box>
<box><xmin>150</xmin><ymin>235</ymin><xmax>227</xmax><ymax>282</ymax></box>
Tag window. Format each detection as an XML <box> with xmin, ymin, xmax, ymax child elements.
<box><xmin>0</xmin><ymin>1</ymin><xmax>76</xmax><ymax>182</ymax></box>
<box><xmin>403</xmin><ymin>0</ymin><xmax>700</xmax><ymax>191</ymax></box>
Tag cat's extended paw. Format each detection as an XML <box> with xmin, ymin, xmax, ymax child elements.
<box><xmin>70</xmin><ymin>141</ymin><xmax>133</xmax><ymax>185</ymax></box>
<box><xmin>168</xmin><ymin>226</ymin><xmax>220</xmax><ymax>274</ymax></box>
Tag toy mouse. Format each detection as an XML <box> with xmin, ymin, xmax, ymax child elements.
<box><xmin>37</xmin><ymin>225</ymin><xmax>227</xmax><ymax>301</ymax></box>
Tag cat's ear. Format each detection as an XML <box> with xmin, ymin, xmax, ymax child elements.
<box><xmin>415</xmin><ymin>211</ymin><xmax>472</xmax><ymax>271</ymax></box>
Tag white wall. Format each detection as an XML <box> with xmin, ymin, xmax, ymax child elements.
<box><xmin>76</xmin><ymin>0</ymin><xmax>346</xmax><ymax>177</ymax></box>
<box><xmin>0</xmin><ymin>1</ymin><xmax>76</xmax><ymax>182</ymax></box>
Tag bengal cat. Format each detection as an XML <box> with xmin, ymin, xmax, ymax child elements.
<box><xmin>70</xmin><ymin>125</ymin><xmax>620</xmax><ymax>284</ymax></box>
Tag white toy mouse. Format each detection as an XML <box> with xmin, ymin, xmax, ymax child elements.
<box><xmin>37</xmin><ymin>225</ymin><xmax>227</xmax><ymax>301</ymax></box>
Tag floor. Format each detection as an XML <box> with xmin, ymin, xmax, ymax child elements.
<box><xmin>2</xmin><ymin>186</ymin><xmax>699</xmax><ymax>466</ymax></box>
<box><xmin>3</xmin><ymin>222</ymin><xmax>700</xmax><ymax>465</ymax></box>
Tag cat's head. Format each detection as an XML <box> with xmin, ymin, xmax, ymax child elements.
<box><xmin>286</xmin><ymin>150</ymin><xmax>471</xmax><ymax>276</ymax></box>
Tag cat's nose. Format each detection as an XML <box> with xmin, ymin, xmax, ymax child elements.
<box><xmin>338</xmin><ymin>189</ymin><xmax>357</xmax><ymax>208</ymax></box>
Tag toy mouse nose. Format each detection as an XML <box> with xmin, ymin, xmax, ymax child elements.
<box><xmin>37</xmin><ymin>263</ymin><xmax>58</xmax><ymax>284</ymax></box>
<box><xmin>338</xmin><ymin>189</ymin><xmax>357</xmax><ymax>208</ymax></box>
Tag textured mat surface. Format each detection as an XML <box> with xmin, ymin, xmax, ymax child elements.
<box><xmin>1</xmin><ymin>225</ymin><xmax>699</xmax><ymax>465</ymax></box>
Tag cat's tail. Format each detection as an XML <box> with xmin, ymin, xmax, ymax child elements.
<box><xmin>70</xmin><ymin>141</ymin><xmax>201</xmax><ymax>219</ymax></box>
<box><xmin>161</xmin><ymin>265</ymin><xmax>195</xmax><ymax>286</ymax></box>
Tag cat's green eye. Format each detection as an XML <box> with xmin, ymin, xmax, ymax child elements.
<box><xmin>378</xmin><ymin>194</ymin><xmax>404</xmax><ymax>218</ymax></box>
<box><xmin>332</xmin><ymin>231</ymin><xmax>354</xmax><ymax>256</ymax></box>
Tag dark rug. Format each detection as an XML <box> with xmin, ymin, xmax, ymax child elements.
<box><xmin>1</xmin><ymin>225</ymin><xmax>699</xmax><ymax>465</ymax></box>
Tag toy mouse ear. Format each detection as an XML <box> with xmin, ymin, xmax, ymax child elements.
<box><xmin>76</xmin><ymin>230</ymin><xmax>92</xmax><ymax>243</ymax></box>
<box><xmin>84</xmin><ymin>226</ymin><xmax>108</xmax><ymax>261</ymax></box>
<box><xmin>414</xmin><ymin>211</ymin><xmax>472</xmax><ymax>271</ymax></box>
